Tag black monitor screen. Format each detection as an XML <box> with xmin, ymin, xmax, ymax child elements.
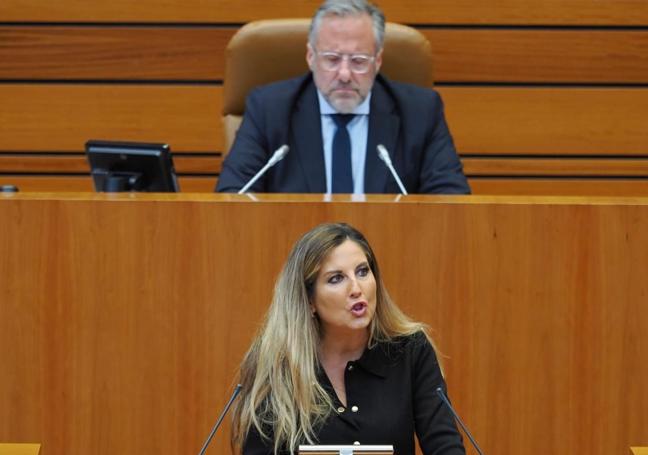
<box><xmin>85</xmin><ymin>140</ymin><xmax>180</xmax><ymax>192</ymax></box>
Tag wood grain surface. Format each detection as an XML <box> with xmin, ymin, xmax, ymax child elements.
<box><xmin>0</xmin><ymin>175</ymin><xmax>216</xmax><ymax>192</ymax></box>
<box><xmin>2</xmin><ymin>0</ymin><xmax>648</xmax><ymax>195</ymax></box>
<box><xmin>4</xmin><ymin>175</ymin><xmax>648</xmax><ymax>196</ymax></box>
<box><xmin>0</xmin><ymin>0</ymin><xmax>648</xmax><ymax>195</ymax></box>
<box><xmin>2</xmin><ymin>27</ymin><xmax>647</xmax><ymax>84</ymax></box>
<box><xmin>2</xmin><ymin>85</ymin><xmax>648</xmax><ymax>157</ymax></box>
<box><xmin>0</xmin><ymin>85</ymin><xmax>223</xmax><ymax>152</ymax></box>
<box><xmin>462</xmin><ymin>158</ymin><xmax>648</xmax><ymax>176</ymax></box>
<box><xmin>0</xmin><ymin>27</ymin><xmax>234</xmax><ymax>81</ymax></box>
<box><xmin>468</xmin><ymin>178</ymin><xmax>648</xmax><ymax>196</ymax></box>
<box><xmin>0</xmin><ymin>445</ymin><xmax>41</xmax><ymax>455</ymax></box>
<box><xmin>2</xmin><ymin>0</ymin><xmax>648</xmax><ymax>25</ymax></box>
<box><xmin>1</xmin><ymin>194</ymin><xmax>647</xmax><ymax>455</ymax></box>
<box><xmin>0</xmin><ymin>154</ymin><xmax>221</xmax><ymax>174</ymax></box>
<box><xmin>423</xmin><ymin>29</ymin><xmax>648</xmax><ymax>84</ymax></box>
<box><xmin>6</xmin><ymin>155</ymin><xmax>648</xmax><ymax>178</ymax></box>
<box><xmin>437</xmin><ymin>87</ymin><xmax>648</xmax><ymax>156</ymax></box>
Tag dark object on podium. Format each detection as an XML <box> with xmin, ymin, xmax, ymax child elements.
<box><xmin>1</xmin><ymin>185</ymin><xmax>19</xmax><ymax>193</ymax></box>
<box><xmin>85</xmin><ymin>140</ymin><xmax>179</xmax><ymax>192</ymax></box>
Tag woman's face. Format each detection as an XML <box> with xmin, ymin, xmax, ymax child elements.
<box><xmin>311</xmin><ymin>239</ymin><xmax>377</xmax><ymax>335</ymax></box>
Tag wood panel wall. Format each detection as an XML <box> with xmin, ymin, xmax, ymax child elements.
<box><xmin>1</xmin><ymin>194</ymin><xmax>647</xmax><ymax>455</ymax></box>
<box><xmin>1</xmin><ymin>1</ymin><xmax>648</xmax><ymax>194</ymax></box>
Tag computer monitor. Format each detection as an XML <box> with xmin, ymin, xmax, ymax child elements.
<box><xmin>85</xmin><ymin>140</ymin><xmax>180</xmax><ymax>192</ymax></box>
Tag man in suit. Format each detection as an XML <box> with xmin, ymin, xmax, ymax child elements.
<box><xmin>216</xmin><ymin>0</ymin><xmax>470</xmax><ymax>194</ymax></box>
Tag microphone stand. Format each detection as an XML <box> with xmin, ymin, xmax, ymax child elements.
<box><xmin>198</xmin><ymin>384</ymin><xmax>243</xmax><ymax>455</ymax></box>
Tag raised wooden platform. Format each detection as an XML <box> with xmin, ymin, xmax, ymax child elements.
<box><xmin>1</xmin><ymin>193</ymin><xmax>647</xmax><ymax>454</ymax></box>
<box><xmin>1</xmin><ymin>0</ymin><xmax>647</xmax><ymax>195</ymax></box>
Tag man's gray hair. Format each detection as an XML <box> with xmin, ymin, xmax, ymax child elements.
<box><xmin>309</xmin><ymin>0</ymin><xmax>386</xmax><ymax>51</ymax></box>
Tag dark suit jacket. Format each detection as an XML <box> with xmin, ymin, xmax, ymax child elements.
<box><xmin>242</xmin><ymin>332</ymin><xmax>465</xmax><ymax>455</ymax></box>
<box><xmin>216</xmin><ymin>73</ymin><xmax>470</xmax><ymax>194</ymax></box>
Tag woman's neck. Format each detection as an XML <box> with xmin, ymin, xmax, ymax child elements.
<box><xmin>319</xmin><ymin>328</ymin><xmax>369</xmax><ymax>362</ymax></box>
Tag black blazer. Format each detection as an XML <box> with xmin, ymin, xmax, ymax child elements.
<box><xmin>242</xmin><ymin>332</ymin><xmax>466</xmax><ymax>454</ymax></box>
<box><xmin>216</xmin><ymin>74</ymin><xmax>470</xmax><ymax>194</ymax></box>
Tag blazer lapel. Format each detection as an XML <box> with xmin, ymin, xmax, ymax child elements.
<box><xmin>292</xmin><ymin>82</ymin><xmax>327</xmax><ymax>193</ymax></box>
<box><xmin>365</xmin><ymin>81</ymin><xmax>399</xmax><ymax>194</ymax></box>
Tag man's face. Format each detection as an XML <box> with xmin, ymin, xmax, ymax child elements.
<box><xmin>306</xmin><ymin>13</ymin><xmax>382</xmax><ymax>113</ymax></box>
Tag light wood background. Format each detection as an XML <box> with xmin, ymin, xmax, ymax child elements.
<box><xmin>1</xmin><ymin>193</ymin><xmax>647</xmax><ymax>454</ymax></box>
<box><xmin>1</xmin><ymin>1</ymin><xmax>648</xmax><ymax>194</ymax></box>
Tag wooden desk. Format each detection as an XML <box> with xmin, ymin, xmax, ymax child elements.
<box><xmin>0</xmin><ymin>445</ymin><xmax>40</xmax><ymax>455</ymax></box>
<box><xmin>1</xmin><ymin>193</ymin><xmax>647</xmax><ymax>455</ymax></box>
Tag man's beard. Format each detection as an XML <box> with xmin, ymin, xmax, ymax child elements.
<box><xmin>326</xmin><ymin>88</ymin><xmax>365</xmax><ymax>113</ymax></box>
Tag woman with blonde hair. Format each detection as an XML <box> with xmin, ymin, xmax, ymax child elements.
<box><xmin>232</xmin><ymin>223</ymin><xmax>465</xmax><ymax>454</ymax></box>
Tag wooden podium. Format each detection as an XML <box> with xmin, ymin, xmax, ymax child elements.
<box><xmin>1</xmin><ymin>193</ymin><xmax>647</xmax><ymax>455</ymax></box>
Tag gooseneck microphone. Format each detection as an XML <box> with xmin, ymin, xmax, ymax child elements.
<box><xmin>238</xmin><ymin>145</ymin><xmax>289</xmax><ymax>194</ymax></box>
<box><xmin>376</xmin><ymin>145</ymin><xmax>408</xmax><ymax>195</ymax></box>
<box><xmin>197</xmin><ymin>384</ymin><xmax>243</xmax><ymax>455</ymax></box>
<box><xmin>435</xmin><ymin>387</ymin><xmax>485</xmax><ymax>455</ymax></box>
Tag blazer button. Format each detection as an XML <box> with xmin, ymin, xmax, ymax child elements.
<box><xmin>337</xmin><ymin>406</ymin><xmax>345</xmax><ymax>413</ymax></box>
<box><xmin>351</xmin><ymin>405</ymin><xmax>359</xmax><ymax>412</ymax></box>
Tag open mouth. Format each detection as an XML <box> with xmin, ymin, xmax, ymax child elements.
<box><xmin>351</xmin><ymin>302</ymin><xmax>367</xmax><ymax>316</ymax></box>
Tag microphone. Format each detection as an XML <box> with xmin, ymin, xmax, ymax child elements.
<box><xmin>435</xmin><ymin>387</ymin><xmax>485</xmax><ymax>455</ymax></box>
<box><xmin>376</xmin><ymin>145</ymin><xmax>408</xmax><ymax>195</ymax></box>
<box><xmin>238</xmin><ymin>145</ymin><xmax>289</xmax><ymax>194</ymax></box>
<box><xmin>197</xmin><ymin>384</ymin><xmax>243</xmax><ymax>455</ymax></box>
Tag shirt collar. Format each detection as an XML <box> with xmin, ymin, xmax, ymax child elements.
<box><xmin>354</xmin><ymin>337</ymin><xmax>409</xmax><ymax>378</ymax></box>
<box><xmin>317</xmin><ymin>89</ymin><xmax>372</xmax><ymax>115</ymax></box>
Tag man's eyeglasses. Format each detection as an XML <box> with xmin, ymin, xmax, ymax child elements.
<box><xmin>314</xmin><ymin>49</ymin><xmax>376</xmax><ymax>74</ymax></box>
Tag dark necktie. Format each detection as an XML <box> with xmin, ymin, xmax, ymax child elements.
<box><xmin>331</xmin><ymin>114</ymin><xmax>355</xmax><ymax>193</ymax></box>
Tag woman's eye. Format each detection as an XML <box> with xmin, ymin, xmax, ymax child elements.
<box><xmin>328</xmin><ymin>274</ymin><xmax>343</xmax><ymax>284</ymax></box>
<box><xmin>357</xmin><ymin>266</ymin><xmax>370</xmax><ymax>277</ymax></box>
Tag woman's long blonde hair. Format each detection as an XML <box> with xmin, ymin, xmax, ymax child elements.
<box><xmin>231</xmin><ymin>223</ymin><xmax>430</xmax><ymax>454</ymax></box>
